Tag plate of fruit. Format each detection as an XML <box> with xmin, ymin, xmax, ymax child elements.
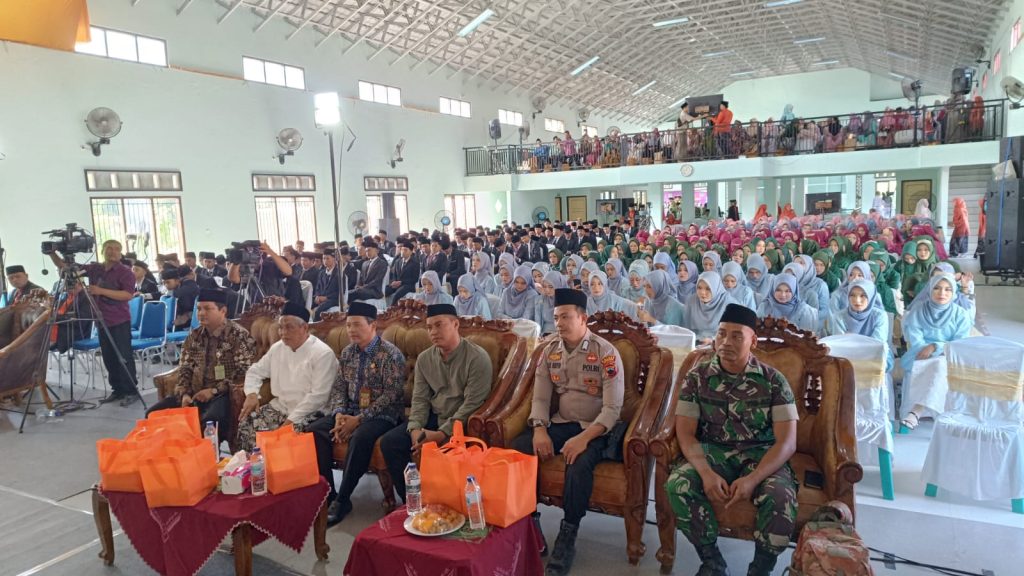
<box><xmin>404</xmin><ymin>504</ymin><xmax>466</xmax><ymax>537</ymax></box>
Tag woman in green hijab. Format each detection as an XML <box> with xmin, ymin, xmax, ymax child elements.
<box><xmin>763</xmin><ymin>248</ymin><xmax>783</xmax><ymax>274</ymax></box>
<box><xmin>812</xmin><ymin>250</ymin><xmax>841</xmax><ymax>292</ymax></box>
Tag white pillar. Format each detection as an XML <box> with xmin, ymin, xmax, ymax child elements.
<box><xmin>740</xmin><ymin>177</ymin><xmax>758</xmax><ymax>221</ymax></box>
<box><xmin>793</xmin><ymin>178</ymin><xmax>807</xmax><ymax>216</ymax></box>
<box><xmin>936</xmin><ymin>167</ymin><xmax>951</xmax><ymax>232</ymax></box>
<box><xmin>681</xmin><ymin>182</ymin><xmax>696</xmax><ymax>221</ymax></box>
<box><xmin>648</xmin><ymin>182</ymin><xmax>663</xmax><ymax>226</ymax></box>
<box><xmin>779</xmin><ymin>178</ymin><xmax>793</xmax><ymax>215</ymax></box>
<box><xmin>706</xmin><ymin>181</ymin><xmax>719</xmax><ymax>218</ymax></box>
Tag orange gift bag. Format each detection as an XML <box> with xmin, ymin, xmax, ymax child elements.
<box><xmin>255</xmin><ymin>426</ymin><xmax>319</xmax><ymax>494</ymax></box>
<box><xmin>420</xmin><ymin>421</ymin><xmax>537</xmax><ymax>527</ymax></box>
<box><xmin>138</xmin><ymin>437</ymin><xmax>218</xmax><ymax>507</ymax></box>
<box><xmin>97</xmin><ymin>432</ymin><xmax>167</xmax><ymax>493</ymax></box>
<box><xmin>143</xmin><ymin>406</ymin><xmax>201</xmax><ymax>438</ymax></box>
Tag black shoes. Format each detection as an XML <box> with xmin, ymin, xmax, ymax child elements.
<box><xmin>544</xmin><ymin>520</ymin><xmax>579</xmax><ymax>576</ymax></box>
<box><xmin>532</xmin><ymin>512</ymin><xmax>548</xmax><ymax>557</ymax></box>
<box><xmin>119</xmin><ymin>395</ymin><xmax>139</xmax><ymax>407</ymax></box>
<box><xmin>746</xmin><ymin>547</ymin><xmax>778</xmax><ymax>576</ymax></box>
<box><xmin>696</xmin><ymin>544</ymin><xmax>730</xmax><ymax>576</ymax></box>
<box><xmin>99</xmin><ymin>393</ymin><xmax>123</xmax><ymax>405</ymax></box>
<box><xmin>326</xmin><ymin>498</ymin><xmax>353</xmax><ymax>527</ymax></box>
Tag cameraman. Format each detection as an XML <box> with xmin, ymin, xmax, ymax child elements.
<box><xmin>49</xmin><ymin>239</ymin><xmax>139</xmax><ymax>406</ymax></box>
<box><xmin>226</xmin><ymin>242</ymin><xmax>292</xmax><ymax>304</ymax></box>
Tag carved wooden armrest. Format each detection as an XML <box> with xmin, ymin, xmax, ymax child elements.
<box><xmin>153</xmin><ymin>368</ymin><xmax>180</xmax><ymax>401</ymax></box>
<box><xmin>625</xmin><ymin>347</ymin><xmax>674</xmax><ymax>464</ymax></box>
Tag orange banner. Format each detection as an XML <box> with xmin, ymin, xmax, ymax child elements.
<box><xmin>0</xmin><ymin>0</ymin><xmax>91</xmax><ymax>52</ymax></box>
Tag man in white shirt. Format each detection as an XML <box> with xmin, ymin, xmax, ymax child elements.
<box><xmin>237</xmin><ymin>302</ymin><xmax>338</xmax><ymax>451</ymax></box>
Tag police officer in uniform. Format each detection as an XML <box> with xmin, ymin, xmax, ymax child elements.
<box><xmin>664</xmin><ymin>304</ymin><xmax>799</xmax><ymax>576</ymax></box>
<box><xmin>512</xmin><ymin>288</ymin><xmax>624</xmax><ymax>576</ymax></box>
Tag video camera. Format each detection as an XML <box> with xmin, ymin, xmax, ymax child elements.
<box><xmin>226</xmin><ymin>240</ymin><xmax>263</xmax><ymax>266</ymax></box>
<box><xmin>41</xmin><ymin>223</ymin><xmax>96</xmax><ymax>256</ymax></box>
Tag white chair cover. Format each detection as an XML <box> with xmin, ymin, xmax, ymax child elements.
<box><xmin>902</xmin><ymin>355</ymin><xmax>948</xmax><ymax>419</ymax></box>
<box><xmin>822</xmin><ymin>334</ymin><xmax>894</xmax><ymax>463</ymax></box>
<box><xmin>510</xmin><ymin>318</ymin><xmax>541</xmax><ymax>352</ymax></box>
<box><xmin>649</xmin><ymin>325</ymin><xmax>696</xmax><ymax>387</ymax></box>
<box><xmin>299</xmin><ymin>280</ymin><xmax>313</xmax><ymax>310</ymax></box>
<box><xmin>922</xmin><ymin>337</ymin><xmax>1024</xmax><ymax>500</ymax></box>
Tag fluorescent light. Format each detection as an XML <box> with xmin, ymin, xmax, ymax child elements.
<box><xmin>457</xmin><ymin>8</ymin><xmax>494</xmax><ymax>37</ymax></box>
<box><xmin>702</xmin><ymin>50</ymin><xmax>732</xmax><ymax>58</ymax></box>
<box><xmin>314</xmin><ymin>92</ymin><xmax>340</xmax><ymax>127</ymax></box>
<box><xmin>632</xmin><ymin>80</ymin><xmax>657</xmax><ymax>95</ymax></box>
<box><xmin>886</xmin><ymin>50</ymin><xmax>915</xmax><ymax>60</ymax></box>
<box><xmin>570</xmin><ymin>55</ymin><xmax>600</xmax><ymax>76</ymax></box>
<box><xmin>653</xmin><ymin>17</ymin><xmax>689</xmax><ymax>28</ymax></box>
<box><xmin>793</xmin><ymin>36</ymin><xmax>825</xmax><ymax>45</ymax></box>
<box><xmin>668</xmin><ymin>96</ymin><xmax>689</xmax><ymax>108</ymax></box>
<box><xmin>730</xmin><ymin>70</ymin><xmax>755</xmax><ymax>77</ymax></box>
<box><xmin>889</xmin><ymin>72</ymin><xmax>906</xmax><ymax>79</ymax></box>
<box><xmin>765</xmin><ymin>0</ymin><xmax>802</xmax><ymax>7</ymax></box>
<box><xmin>812</xmin><ymin>59</ymin><xmax>840</xmax><ymax>66</ymax></box>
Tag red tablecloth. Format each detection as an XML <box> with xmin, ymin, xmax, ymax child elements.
<box><xmin>101</xmin><ymin>480</ymin><xmax>329</xmax><ymax>576</ymax></box>
<box><xmin>344</xmin><ymin>508</ymin><xmax>544</xmax><ymax>576</ymax></box>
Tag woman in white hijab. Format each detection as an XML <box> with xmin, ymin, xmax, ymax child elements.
<box><xmin>586</xmin><ymin>271</ymin><xmax>639</xmax><ymax>321</ymax></box>
<box><xmin>683</xmin><ymin>271</ymin><xmax>737</xmax><ymax>344</ymax></box>
<box><xmin>721</xmin><ymin>262</ymin><xmax>757</xmax><ymax>311</ymax></box>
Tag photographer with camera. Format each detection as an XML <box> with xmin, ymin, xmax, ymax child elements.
<box><xmin>225</xmin><ymin>241</ymin><xmax>292</xmax><ymax>305</ymax></box>
<box><xmin>48</xmin><ymin>238</ymin><xmax>139</xmax><ymax>406</ymax></box>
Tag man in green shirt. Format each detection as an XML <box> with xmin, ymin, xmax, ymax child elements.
<box><xmin>379</xmin><ymin>303</ymin><xmax>493</xmax><ymax>502</ymax></box>
<box><xmin>664</xmin><ymin>304</ymin><xmax>799</xmax><ymax>576</ymax></box>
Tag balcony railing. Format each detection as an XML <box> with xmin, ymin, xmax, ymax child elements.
<box><xmin>464</xmin><ymin>100</ymin><xmax>1005</xmax><ymax>176</ymax></box>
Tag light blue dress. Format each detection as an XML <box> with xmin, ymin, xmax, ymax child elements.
<box><xmin>757</xmin><ymin>274</ymin><xmax>818</xmax><ymax>333</ymax></box>
<box><xmin>721</xmin><ymin>262</ymin><xmax>757</xmax><ymax>312</ymax></box>
<box><xmin>534</xmin><ymin>272</ymin><xmax>567</xmax><ymax>334</ymax></box>
<box><xmin>900</xmin><ymin>274</ymin><xmax>972</xmax><ymax>375</ymax></box>
<box><xmin>454</xmin><ymin>274</ymin><xmax>491</xmax><ymax>320</ymax></box>
<box><xmin>496</xmin><ymin>264</ymin><xmax>538</xmax><ymax>322</ymax></box>
<box><xmin>586</xmin><ymin>271</ymin><xmax>639</xmax><ymax>321</ymax></box>
<box><xmin>645</xmin><ymin>270</ymin><xmax>685</xmax><ymax>327</ymax></box>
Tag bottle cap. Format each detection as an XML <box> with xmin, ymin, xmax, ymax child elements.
<box><xmin>467</xmin><ymin>475</ymin><xmax>475</xmax><ymax>482</ymax></box>
<box><xmin>252</xmin><ymin>447</ymin><xmax>260</xmax><ymax>454</ymax></box>
<box><xmin>206</xmin><ymin>421</ymin><xmax>214</xmax><ymax>425</ymax></box>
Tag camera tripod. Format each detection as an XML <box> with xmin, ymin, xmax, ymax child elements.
<box><xmin>20</xmin><ymin>258</ymin><xmax>148</xmax><ymax>433</ymax></box>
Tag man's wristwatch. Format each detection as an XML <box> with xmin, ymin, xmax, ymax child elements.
<box><xmin>528</xmin><ymin>418</ymin><xmax>550</xmax><ymax>428</ymax></box>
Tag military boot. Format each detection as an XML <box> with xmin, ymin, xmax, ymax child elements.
<box><xmin>746</xmin><ymin>546</ymin><xmax>778</xmax><ymax>576</ymax></box>
<box><xmin>544</xmin><ymin>520</ymin><xmax>579</xmax><ymax>575</ymax></box>
<box><xmin>695</xmin><ymin>544</ymin><xmax>730</xmax><ymax>576</ymax></box>
<box><xmin>532</xmin><ymin>512</ymin><xmax>548</xmax><ymax>557</ymax></box>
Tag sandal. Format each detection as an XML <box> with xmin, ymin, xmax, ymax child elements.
<box><xmin>900</xmin><ymin>411</ymin><xmax>919</xmax><ymax>431</ymax></box>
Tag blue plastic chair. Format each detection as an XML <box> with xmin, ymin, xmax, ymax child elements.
<box><xmin>131</xmin><ymin>301</ymin><xmax>168</xmax><ymax>386</ymax></box>
<box><xmin>160</xmin><ymin>295</ymin><xmax>177</xmax><ymax>332</ymax></box>
<box><xmin>71</xmin><ymin>325</ymin><xmax>104</xmax><ymax>391</ymax></box>
<box><xmin>165</xmin><ymin>301</ymin><xmax>199</xmax><ymax>361</ymax></box>
<box><xmin>129</xmin><ymin>295</ymin><xmax>144</xmax><ymax>330</ymax></box>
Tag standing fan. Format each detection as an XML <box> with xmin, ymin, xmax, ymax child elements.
<box><xmin>348</xmin><ymin>211</ymin><xmax>369</xmax><ymax>236</ymax></box>
<box><xmin>1002</xmin><ymin>76</ymin><xmax>1024</xmax><ymax>109</ymax></box>
<box><xmin>607</xmin><ymin>126</ymin><xmax>622</xmax><ymax>138</ymax></box>
<box><xmin>901</xmin><ymin>77</ymin><xmax>923</xmax><ymax>145</ymax></box>
<box><xmin>276</xmin><ymin>128</ymin><xmax>303</xmax><ymax>164</ymax></box>
<box><xmin>435</xmin><ymin>210</ymin><xmax>454</xmax><ymax>231</ymax></box>
<box><xmin>531</xmin><ymin>206</ymin><xmax>550</xmax><ymax>224</ymax></box>
<box><xmin>84</xmin><ymin>107</ymin><xmax>122</xmax><ymax>156</ymax></box>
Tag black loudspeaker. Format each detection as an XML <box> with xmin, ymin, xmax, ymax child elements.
<box><xmin>982</xmin><ymin>178</ymin><xmax>1024</xmax><ymax>271</ymax></box>
<box><xmin>998</xmin><ymin>136</ymin><xmax>1024</xmax><ymax>169</ymax></box>
<box><xmin>488</xmin><ymin>119</ymin><xmax>502</xmax><ymax>140</ymax></box>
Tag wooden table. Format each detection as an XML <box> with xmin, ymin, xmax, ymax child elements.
<box><xmin>92</xmin><ymin>484</ymin><xmax>329</xmax><ymax>576</ymax></box>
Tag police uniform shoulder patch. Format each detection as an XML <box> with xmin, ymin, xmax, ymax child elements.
<box><xmin>586</xmin><ymin>352</ymin><xmax>598</xmax><ymax>363</ymax></box>
<box><xmin>602</xmin><ymin>354</ymin><xmax>618</xmax><ymax>377</ymax></box>
<box><xmin>549</xmin><ymin>351</ymin><xmax>562</xmax><ymax>362</ymax></box>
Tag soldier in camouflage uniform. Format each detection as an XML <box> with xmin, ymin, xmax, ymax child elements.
<box><xmin>664</xmin><ymin>304</ymin><xmax>799</xmax><ymax>576</ymax></box>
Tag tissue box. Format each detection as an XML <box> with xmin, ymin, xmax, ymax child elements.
<box><xmin>221</xmin><ymin>465</ymin><xmax>251</xmax><ymax>495</ymax></box>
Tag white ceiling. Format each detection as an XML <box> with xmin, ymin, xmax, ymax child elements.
<box><xmin>196</xmin><ymin>0</ymin><xmax>1008</xmax><ymax>124</ymax></box>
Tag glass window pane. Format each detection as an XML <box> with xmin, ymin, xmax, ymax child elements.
<box><xmin>90</xmin><ymin>199</ymin><xmax>126</xmax><ymax>259</ymax></box>
<box><xmin>264</xmin><ymin>61</ymin><xmax>286</xmax><ymax>86</ymax></box>
<box><xmin>243</xmin><ymin>57</ymin><xmax>265</xmax><ymax>82</ymax></box>
<box><xmin>76</xmin><ymin>27</ymin><xmax>107</xmax><ymax>56</ymax></box>
<box><xmin>440</xmin><ymin>98</ymin><xmax>451</xmax><ymax>115</ymax></box>
<box><xmin>137</xmin><ymin>36</ymin><xmax>166</xmax><ymax>66</ymax></box>
<box><xmin>465</xmin><ymin>195</ymin><xmax>476</xmax><ymax>228</ymax></box>
<box><xmin>285</xmin><ymin>66</ymin><xmax>305</xmax><ymax>89</ymax></box>
<box><xmin>373</xmin><ymin>84</ymin><xmax>388</xmax><ymax>104</ymax></box>
<box><xmin>275</xmin><ymin>198</ymin><xmax>298</xmax><ymax>253</ymax></box>
<box><xmin>387</xmin><ymin>86</ymin><xmax>401</xmax><ymax>106</ymax></box>
<box><xmin>255</xmin><ymin>198</ymin><xmax>280</xmax><ymax>252</ymax></box>
<box><xmin>295</xmin><ymin>198</ymin><xmax>317</xmax><ymax>246</ymax></box>
<box><xmin>366</xmin><ymin>196</ymin><xmax>382</xmax><ymax>238</ymax></box>
<box><xmin>461</xmin><ymin>101</ymin><xmax>471</xmax><ymax>118</ymax></box>
<box><xmin>359</xmin><ymin>81</ymin><xmax>375</xmax><ymax>101</ymax></box>
<box><xmin>395</xmin><ymin>195</ymin><xmax>409</xmax><ymax>232</ymax></box>
<box><xmin>106</xmin><ymin>30</ymin><xmax>138</xmax><ymax>62</ymax></box>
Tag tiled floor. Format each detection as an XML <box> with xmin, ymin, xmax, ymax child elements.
<box><xmin>2</xmin><ymin>283</ymin><xmax>1022</xmax><ymax>575</ymax></box>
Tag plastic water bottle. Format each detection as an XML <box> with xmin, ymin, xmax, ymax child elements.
<box><xmin>405</xmin><ymin>463</ymin><xmax>422</xmax><ymax>516</ymax></box>
<box><xmin>465</xmin><ymin>475</ymin><xmax>486</xmax><ymax>530</ymax></box>
<box><xmin>204</xmin><ymin>421</ymin><xmax>219</xmax><ymax>456</ymax></box>
<box><xmin>250</xmin><ymin>448</ymin><xmax>267</xmax><ymax>496</ymax></box>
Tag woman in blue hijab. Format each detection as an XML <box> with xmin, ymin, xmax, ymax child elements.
<box><xmin>675</xmin><ymin>260</ymin><xmax>700</xmax><ymax>303</ymax></box>
<box><xmin>408</xmin><ymin>270</ymin><xmax>453</xmax><ymax>305</ymax></box>
<box><xmin>721</xmin><ymin>261</ymin><xmax>757</xmax><ymax>311</ymax></box>
<box><xmin>621</xmin><ymin>260</ymin><xmax>650</xmax><ymax>301</ymax></box>
<box><xmin>757</xmin><ymin>274</ymin><xmax>817</xmax><ymax>333</ymax></box>
<box><xmin>701</xmin><ymin>251</ymin><xmax>723</xmax><ymax>273</ymax></box>
<box><xmin>683</xmin><ymin>271</ymin><xmax>736</xmax><ymax>343</ymax></box>
<box><xmin>497</xmin><ymin>264</ymin><xmax>538</xmax><ymax>321</ymax></box>
<box><xmin>829</xmin><ymin>261</ymin><xmax>877</xmax><ymax>315</ymax></box>
<box><xmin>831</xmin><ymin>279</ymin><xmax>892</xmax><ymax>371</ymax></box>
<box><xmin>794</xmin><ymin>254</ymin><xmax>831</xmax><ymax>330</ymax></box>
<box><xmin>899</xmin><ymin>273</ymin><xmax>972</xmax><ymax>430</ymax></box>
<box><xmin>471</xmin><ymin>251</ymin><xmax>497</xmax><ymax>297</ymax></box>
<box><xmin>603</xmin><ymin>258</ymin><xmax>627</xmax><ymax>295</ymax></box>
<box><xmin>493</xmin><ymin>253</ymin><xmax>516</xmax><ymax>297</ymax></box>
<box><xmin>562</xmin><ymin>254</ymin><xmax>585</xmax><ymax>289</ymax></box>
<box><xmin>745</xmin><ymin>253</ymin><xmax>774</xmax><ymax>304</ymax></box>
<box><xmin>534</xmin><ymin>271</ymin><xmax>567</xmax><ymax>334</ymax></box>
<box><xmin>653</xmin><ymin>251</ymin><xmax>677</xmax><ymax>280</ymax></box>
<box><xmin>637</xmin><ymin>269</ymin><xmax>685</xmax><ymax>326</ymax></box>
<box><xmin>907</xmin><ymin>262</ymin><xmax>975</xmax><ymax>319</ymax></box>
<box><xmin>454</xmin><ymin>274</ymin><xmax>491</xmax><ymax>320</ymax></box>
<box><xmin>587</xmin><ymin>271</ymin><xmax>639</xmax><ymax>321</ymax></box>
<box><xmin>579</xmin><ymin>261</ymin><xmax>599</xmax><ymax>296</ymax></box>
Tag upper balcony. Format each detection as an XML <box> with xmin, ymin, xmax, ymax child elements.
<box><xmin>463</xmin><ymin>100</ymin><xmax>1005</xmax><ymax>191</ymax></box>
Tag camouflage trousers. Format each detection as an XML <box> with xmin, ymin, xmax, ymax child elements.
<box><xmin>235</xmin><ymin>403</ymin><xmax>317</xmax><ymax>452</ymax></box>
<box><xmin>664</xmin><ymin>443</ymin><xmax>798</xmax><ymax>555</ymax></box>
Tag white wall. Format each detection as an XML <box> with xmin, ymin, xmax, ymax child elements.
<box><xmin>0</xmin><ymin>0</ymin><xmax>636</xmax><ymax>267</ymax></box>
<box><xmin>979</xmin><ymin>0</ymin><xmax>1024</xmax><ymax>135</ymax></box>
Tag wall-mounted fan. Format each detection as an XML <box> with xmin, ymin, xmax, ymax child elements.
<box><xmin>276</xmin><ymin>128</ymin><xmax>303</xmax><ymax>164</ymax></box>
<box><xmin>435</xmin><ymin>210</ymin><xmax>454</xmax><ymax>231</ymax></box>
<box><xmin>518</xmin><ymin>121</ymin><xmax>531</xmax><ymax>141</ymax></box>
<box><xmin>531</xmin><ymin>95</ymin><xmax>547</xmax><ymax>120</ymax></box>
<box><xmin>388</xmin><ymin>138</ymin><xmax>405</xmax><ymax>168</ymax></box>
<box><xmin>348</xmin><ymin>211</ymin><xmax>369</xmax><ymax>236</ymax></box>
<box><xmin>531</xmin><ymin>206</ymin><xmax>550</xmax><ymax>224</ymax></box>
<box><xmin>1002</xmin><ymin>76</ymin><xmax>1024</xmax><ymax>109</ymax></box>
<box><xmin>607</xmin><ymin>126</ymin><xmax>622</xmax><ymax>138</ymax></box>
<box><xmin>84</xmin><ymin>107</ymin><xmax>122</xmax><ymax>156</ymax></box>
<box><xmin>576</xmin><ymin>108</ymin><xmax>590</xmax><ymax>126</ymax></box>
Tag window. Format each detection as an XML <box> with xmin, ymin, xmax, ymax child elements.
<box><xmin>75</xmin><ymin>26</ymin><xmax>167</xmax><ymax>66</ymax></box>
<box><xmin>366</xmin><ymin>195</ymin><xmax>410</xmax><ymax>235</ymax></box>
<box><xmin>255</xmin><ymin>196</ymin><xmax>317</xmax><ymax>253</ymax></box>
<box><xmin>498</xmin><ymin>109</ymin><xmax>523</xmax><ymax>126</ymax></box>
<box><xmin>90</xmin><ymin>197</ymin><xmax>185</xmax><ymax>260</ymax></box>
<box><xmin>994</xmin><ymin>50</ymin><xmax>1002</xmax><ymax>74</ymax></box>
<box><xmin>875</xmin><ymin>178</ymin><xmax>897</xmax><ymax>196</ymax></box>
<box><xmin>544</xmin><ymin>118</ymin><xmax>565</xmax><ymax>133</ymax></box>
<box><xmin>358</xmin><ymin>81</ymin><xmax>401</xmax><ymax>106</ymax></box>
<box><xmin>85</xmin><ymin>170</ymin><xmax>182</xmax><ymax>192</ymax></box>
<box><xmin>580</xmin><ymin>124</ymin><xmax>599</xmax><ymax>137</ymax></box>
<box><xmin>440</xmin><ymin>97</ymin><xmax>472</xmax><ymax>118</ymax></box>
<box><xmin>806</xmin><ymin>176</ymin><xmax>846</xmax><ymax>194</ymax></box>
<box><xmin>1014</xmin><ymin>19</ymin><xmax>1022</xmax><ymax>51</ymax></box>
<box><xmin>444</xmin><ymin>195</ymin><xmax>477</xmax><ymax>230</ymax></box>
<box><xmin>242</xmin><ymin>56</ymin><xmax>305</xmax><ymax>89</ymax></box>
<box><xmin>252</xmin><ymin>173</ymin><xmax>315</xmax><ymax>191</ymax></box>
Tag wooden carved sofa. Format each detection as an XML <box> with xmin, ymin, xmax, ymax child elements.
<box><xmin>0</xmin><ymin>297</ymin><xmax>53</xmax><ymax>410</ymax></box>
<box><xmin>484</xmin><ymin>311</ymin><xmax>675</xmax><ymax>566</ymax></box>
<box><xmin>648</xmin><ymin>317</ymin><xmax>862</xmax><ymax>574</ymax></box>
<box><xmin>155</xmin><ymin>298</ymin><xmax>530</xmax><ymax>511</ymax></box>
